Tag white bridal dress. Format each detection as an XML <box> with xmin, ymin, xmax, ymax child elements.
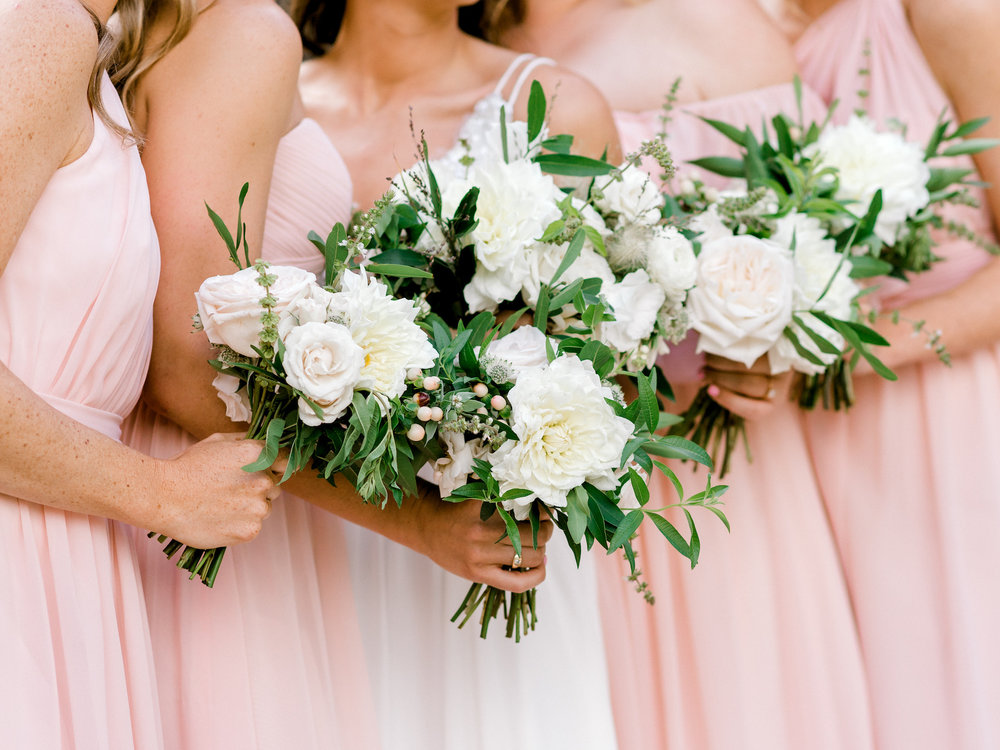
<box><xmin>343</xmin><ymin>54</ymin><xmax>620</xmax><ymax>750</ymax></box>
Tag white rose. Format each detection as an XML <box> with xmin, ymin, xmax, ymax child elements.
<box><xmin>277</xmin><ymin>286</ymin><xmax>337</xmax><ymax>341</ymax></box>
<box><xmin>768</xmin><ymin>212</ymin><xmax>858</xmax><ymax>374</ymax></box>
<box><xmin>596</xmin><ymin>165</ymin><xmax>664</xmax><ymax>226</ymax></box>
<box><xmin>212</xmin><ymin>372</ymin><xmax>252</xmax><ymax>423</ymax></box>
<box><xmin>688</xmin><ymin>234</ymin><xmax>795</xmax><ymax>368</ymax></box>
<box><xmin>196</xmin><ymin>265</ymin><xmax>318</xmax><ymax>357</ymax></box>
<box><xmin>283</xmin><ymin>321</ymin><xmax>364</xmax><ymax>426</ymax></box>
<box><xmin>461</xmin><ymin>159</ymin><xmax>564</xmax><ymax>311</ymax></box>
<box><xmin>600</xmin><ymin>270</ymin><xmax>666</xmax><ymax>354</ymax></box>
<box><xmin>807</xmin><ymin>115</ymin><xmax>930</xmax><ymax>244</ymax></box>
<box><xmin>433</xmin><ymin>431</ymin><xmax>489</xmax><ymax>498</ymax></box>
<box><xmin>645</xmin><ymin>225</ymin><xmax>697</xmax><ymax>302</ymax></box>
<box><xmin>329</xmin><ymin>270</ymin><xmax>437</xmax><ymax>398</ymax></box>
<box><xmin>484</xmin><ymin>326</ymin><xmax>551</xmax><ymax>382</ymax></box>
<box><xmin>488</xmin><ymin>356</ymin><xmax>634</xmax><ymax>518</ymax></box>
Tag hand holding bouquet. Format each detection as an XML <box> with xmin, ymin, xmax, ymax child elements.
<box><xmin>149</xmin><ymin>185</ymin><xmax>438</xmax><ymax>586</ymax></box>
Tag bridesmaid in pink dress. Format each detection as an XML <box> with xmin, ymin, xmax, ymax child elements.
<box><xmin>766</xmin><ymin>1</ymin><xmax>1000</xmax><ymax>747</ymax></box>
<box><xmin>0</xmin><ymin>2</ymin><xmax>277</xmax><ymax>746</ymax></box>
<box><xmin>116</xmin><ymin>0</ymin><xmax>553</xmax><ymax>746</ymax></box>
<box><xmin>497</xmin><ymin>2</ymin><xmax>876</xmax><ymax>748</ymax></box>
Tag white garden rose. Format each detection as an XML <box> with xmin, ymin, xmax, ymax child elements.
<box><xmin>488</xmin><ymin>356</ymin><xmax>634</xmax><ymax>518</ymax></box>
<box><xmin>599</xmin><ymin>270</ymin><xmax>666</xmax><ymax>354</ymax></box>
<box><xmin>196</xmin><ymin>265</ymin><xmax>318</xmax><ymax>357</ymax></box>
<box><xmin>596</xmin><ymin>165</ymin><xmax>664</xmax><ymax>226</ymax></box>
<box><xmin>688</xmin><ymin>234</ymin><xmax>795</xmax><ymax>367</ymax></box>
<box><xmin>283</xmin><ymin>321</ymin><xmax>364</xmax><ymax>426</ymax></box>
<box><xmin>433</xmin><ymin>431</ymin><xmax>489</xmax><ymax>499</ymax></box>
<box><xmin>807</xmin><ymin>115</ymin><xmax>930</xmax><ymax>244</ymax></box>
<box><xmin>645</xmin><ymin>225</ymin><xmax>697</xmax><ymax>302</ymax></box>
<box><xmin>277</xmin><ymin>286</ymin><xmax>337</xmax><ymax>341</ymax></box>
<box><xmin>461</xmin><ymin>159</ymin><xmax>564</xmax><ymax>311</ymax></box>
<box><xmin>212</xmin><ymin>372</ymin><xmax>252</xmax><ymax>423</ymax></box>
<box><xmin>768</xmin><ymin>212</ymin><xmax>858</xmax><ymax>374</ymax></box>
<box><xmin>329</xmin><ymin>270</ymin><xmax>437</xmax><ymax>398</ymax></box>
<box><xmin>484</xmin><ymin>326</ymin><xmax>551</xmax><ymax>382</ymax></box>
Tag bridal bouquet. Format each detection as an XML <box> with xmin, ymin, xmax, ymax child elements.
<box><xmin>674</xmin><ymin>80</ymin><xmax>998</xmax><ymax>413</ymax></box>
<box><xmin>360</xmin><ymin>81</ymin><xmax>697</xmax><ymax>379</ymax></box>
<box><xmin>149</xmin><ymin>186</ymin><xmax>437</xmax><ymax>586</ymax></box>
<box><xmin>408</xmin><ymin>310</ymin><xmax>726</xmax><ymax>640</ymax></box>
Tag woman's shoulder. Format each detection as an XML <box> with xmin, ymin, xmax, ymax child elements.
<box><xmin>0</xmin><ymin>0</ymin><xmax>98</xmax><ymax>79</ymax></box>
<box><xmin>163</xmin><ymin>0</ymin><xmax>301</xmax><ymax>79</ymax></box>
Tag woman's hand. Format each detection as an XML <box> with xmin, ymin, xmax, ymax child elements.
<box><xmin>702</xmin><ymin>353</ymin><xmax>792</xmax><ymax>420</ymax></box>
<box><xmin>409</xmin><ymin>483</ymin><xmax>553</xmax><ymax>593</ymax></box>
<box><xmin>147</xmin><ymin>433</ymin><xmax>279</xmax><ymax>549</ymax></box>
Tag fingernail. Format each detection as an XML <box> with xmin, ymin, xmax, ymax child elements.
<box><xmin>707</xmin><ymin>384</ymin><xmax>721</xmax><ymax>398</ymax></box>
<box><xmin>543</xmin><ymin>555</ymin><xmax>548</xmax><ymax>564</ymax></box>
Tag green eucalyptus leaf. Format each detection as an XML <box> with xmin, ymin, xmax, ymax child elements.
<box><xmin>364</xmin><ymin>263</ymin><xmax>434</xmax><ymax>279</ymax></box>
<box><xmin>607</xmin><ymin>510</ymin><xmax>644</xmax><ymax>553</ymax></box>
<box><xmin>644</xmin><ymin>435</ymin><xmax>713</xmax><ymax>469</ymax></box>
<box><xmin>648</xmin><ymin>513</ymin><xmax>690</xmax><ymax>559</ymax></box>
<box><xmin>243</xmin><ymin>417</ymin><xmax>285</xmax><ymax>472</ymax></box>
<box><xmin>534</xmin><ymin>153</ymin><xmax>615</xmax><ymax>177</ymax></box>
<box><xmin>687</xmin><ymin>156</ymin><xmax>745</xmax><ymax>179</ymax></box>
<box><xmin>940</xmin><ymin>138</ymin><xmax>1000</xmax><ymax>157</ymax></box>
<box><xmin>527</xmin><ymin>80</ymin><xmax>546</xmax><ymax>143</ymax></box>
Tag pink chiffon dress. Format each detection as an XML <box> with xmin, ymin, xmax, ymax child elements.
<box><xmin>796</xmin><ymin>2</ymin><xmax>1000</xmax><ymax>747</ymax></box>
<box><xmin>596</xmin><ymin>86</ymin><xmax>875</xmax><ymax>750</ymax></box>
<box><xmin>0</xmin><ymin>75</ymin><xmax>163</xmax><ymax>749</ymax></box>
<box><xmin>122</xmin><ymin>119</ymin><xmax>380</xmax><ymax>750</ymax></box>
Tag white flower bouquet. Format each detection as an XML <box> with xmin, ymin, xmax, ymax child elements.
<box><xmin>408</xmin><ymin>312</ymin><xmax>727</xmax><ymax>640</ymax></box>
<box><xmin>358</xmin><ymin>81</ymin><xmax>697</xmax><ymax>380</ymax></box>
<box><xmin>149</xmin><ymin>186</ymin><xmax>437</xmax><ymax>586</ymax></box>
<box><xmin>667</xmin><ymin>189</ymin><xmax>893</xmax><ymax>475</ymax></box>
<box><xmin>672</xmin><ymin>79</ymin><xmax>999</xmax><ymax>412</ymax></box>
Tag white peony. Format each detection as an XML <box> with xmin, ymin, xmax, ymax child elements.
<box><xmin>645</xmin><ymin>225</ymin><xmax>697</xmax><ymax>302</ymax></box>
<box><xmin>488</xmin><ymin>356</ymin><xmax>634</xmax><ymax>518</ymax></box>
<box><xmin>460</xmin><ymin>159</ymin><xmax>564</xmax><ymax>311</ymax></box>
<box><xmin>196</xmin><ymin>265</ymin><xmax>318</xmax><ymax>357</ymax></box>
<box><xmin>807</xmin><ymin>115</ymin><xmax>930</xmax><ymax>244</ymax></box>
<box><xmin>212</xmin><ymin>372</ymin><xmax>252</xmax><ymax>423</ymax></box>
<box><xmin>767</xmin><ymin>212</ymin><xmax>858</xmax><ymax>374</ymax></box>
<box><xmin>283</xmin><ymin>321</ymin><xmax>364</xmax><ymax>426</ymax></box>
<box><xmin>484</xmin><ymin>326</ymin><xmax>551</xmax><ymax>381</ymax></box>
<box><xmin>688</xmin><ymin>234</ymin><xmax>795</xmax><ymax>368</ymax></box>
<box><xmin>600</xmin><ymin>270</ymin><xmax>666</xmax><ymax>354</ymax></box>
<box><xmin>433</xmin><ymin>431</ymin><xmax>489</xmax><ymax>499</ymax></box>
<box><xmin>329</xmin><ymin>270</ymin><xmax>437</xmax><ymax>398</ymax></box>
<box><xmin>596</xmin><ymin>165</ymin><xmax>664</xmax><ymax>226</ymax></box>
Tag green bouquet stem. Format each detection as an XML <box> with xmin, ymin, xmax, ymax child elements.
<box><xmin>452</xmin><ymin>582</ymin><xmax>538</xmax><ymax>641</ymax></box>
<box><xmin>669</xmin><ymin>385</ymin><xmax>749</xmax><ymax>479</ymax></box>
<box><xmin>148</xmin><ymin>374</ymin><xmax>283</xmax><ymax>588</ymax></box>
<box><xmin>798</xmin><ymin>357</ymin><xmax>856</xmax><ymax>411</ymax></box>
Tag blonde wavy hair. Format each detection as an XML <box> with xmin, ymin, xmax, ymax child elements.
<box><xmin>110</xmin><ymin>0</ymin><xmax>199</xmax><ymax>120</ymax></box>
<box><xmin>82</xmin><ymin>5</ymin><xmax>130</xmax><ymax>139</ymax></box>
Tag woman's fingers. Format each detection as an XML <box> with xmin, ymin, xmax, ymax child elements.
<box><xmin>704</xmin><ymin>368</ymin><xmax>773</xmax><ymax>399</ymax></box>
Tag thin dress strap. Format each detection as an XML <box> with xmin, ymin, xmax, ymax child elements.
<box><xmin>492</xmin><ymin>53</ymin><xmax>557</xmax><ymax>110</ymax></box>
